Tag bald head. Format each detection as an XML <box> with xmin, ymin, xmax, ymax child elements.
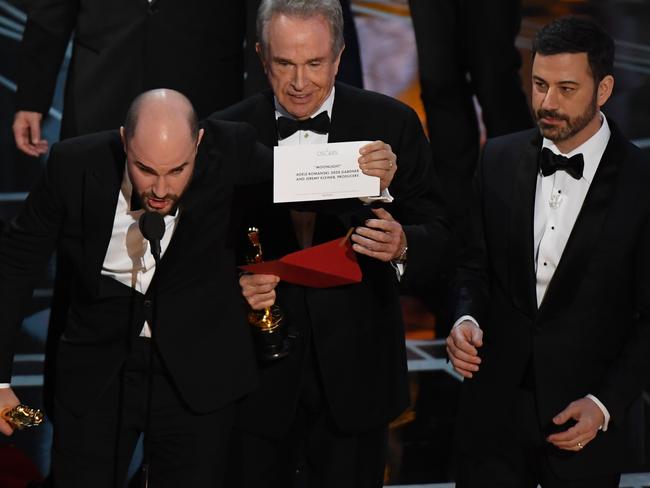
<box><xmin>121</xmin><ymin>89</ymin><xmax>204</xmax><ymax>215</ymax></box>
<box><xmin>123</xmin><ymin>89</ymin><xmax>200</xmax><ymax>143</ymax></box>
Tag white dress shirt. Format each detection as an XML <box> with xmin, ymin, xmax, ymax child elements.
<box><xmin>453</xmin><ymin>114</ymin><xmax>612</xmax><ymax>429</ymax></box>
<box><xmin>101</xmin><ymin>168</ymin><xmax>180</xmax><ymax>337</ymax></box>
<box><xmin>275</xmin><ymin>87</ymin><xmax>393</xmax><ymax>247</ymax></box>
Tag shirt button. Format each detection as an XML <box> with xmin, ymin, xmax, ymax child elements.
<box><xmin>551</xmin><ymin>226</ymin><xmax>555</xmax><ymax>230</ymax></box>
<box><xmin>304</xmin><ymin>133</ymin><xmax>309</xmax><ymax>138</ymax></box>
<box><xmin>143</xmin><ymin>299</ymin><xmax>152</xmax><ymax>308</ymax></box>
<box><xmin>543</xmin><ymin>262</ymin><xmax>547</xmax><ymax>266</ymax></box>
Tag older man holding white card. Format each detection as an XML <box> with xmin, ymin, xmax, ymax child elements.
<box><xmin>209</xmin><ymin>1</ymin><xmax>450</xmax><ymax>486</ymax></box>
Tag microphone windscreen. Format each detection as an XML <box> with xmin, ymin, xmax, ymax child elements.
<box><xmin>139</xmin><ymin>211</ymin><xmax>165</xmax><ymax>242</ymax></box>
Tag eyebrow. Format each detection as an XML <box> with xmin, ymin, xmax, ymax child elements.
<box><xmin>533</xmin><ymin>75</ymin><xmax>579</xmax><ymax>86</ymax></box>
<box><xmin>272</xmin><ymin>56</ymin><xmax>325</xmax><ymax>64</ymax></box>
<box><xmin>134</xmin><ymin>160</ymin><xmax>189</xmax><ymax>175</ymax></box>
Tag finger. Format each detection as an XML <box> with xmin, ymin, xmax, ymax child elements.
<box><xmin>547</xmin><ymin>425</ymin><xmax>583</xmax><ymax>443</ymax></box>
<box><xmin>0</xmin><ymin>419</ymin><xmax>14</xmax><ymax>437</ymax></box>
<box><xmin>446</xmin><ymin>350</ymin><xmax>478</xmax><ymax>378</ymax></box>
<box><xmin>358</xmin><ymin>140</ymin><xmax>385</xmax><ymax>155</ymax></box>
<box><xmin>241</xmin><ymin>282</ymin><xmax>278</xmax><ymax>297</ymax></box>
<box><xmin>359</xmin><ymin>150</ymin><xmax>391</xmax><ymax>166</ymax></box>
<box><xmin>470</xmin><ymin>327</ymin><xmax>484</xmax><ymax>347</ymax></box>
<box><xmin>371</xmin><ymin>208</ymin><xmax>394</xmax><ymax>221</ymax></box>
<box><xmin>361</xmin><ymin>219</ymin><xmax>401</xmax><ymax>233</ymax></box>
<box><xmin>551</xmin><ymin>431</ymin><xmax>596</xmax><ymax>451</ymax></box>
<box><xmin>449</xmin><ymin>331</ymin><xmax>480</xmax><ymax>356</ymax></box>
<box><xmin>248</xmin><ymin>291</ymin><xmax>276</xmax><ymax>309</ymax></box>
<box><xmin>34</xmin><ymin>140</ymin><xmax>49</xmax><ymax>155</ymax></box>
<box><xmin>13</xmin><ymin>126</ymin><xmax>34</xmax><ymax>155</ymax></box>
<box><xmin>447</xmin><ymin>341</ymin><xmax>481</xmax><ymax>365</ymax></box>
<box><xmin>351</xmin><ymin>235</ymin><xmax>399</xmax><ymax>259</ymax></box>
<box><xmin>240</xmin><ymin>274</ymin><xmax>280</xmax><ymax>286</ymax></box>
<box><xmin>353</xmin><ymin>226</ymin><xmax>394</xmax><ymax>244</ymax></box>
<box><xmin>447</xmin><ymin>352</ymin><xmax>481</xmax><ymax>372</ymax></box>
<box><xmin>351</xmin><ymin>243</ymin><xmax>392</xmax><ymax>262</ymax></box>
<box><xmin>450</xmin><ymin>364</ymin><xmax>476</xmax><ymax>379</ymax></box>
<box><xmin>28</xmin><ymin>117</ymin><xmax>41</xmax><ymax>144</ymax></box>
<box><xmin>552</xmin><ymin>403</ymin><xmax>578</xmax><ymax>425</ymax></box>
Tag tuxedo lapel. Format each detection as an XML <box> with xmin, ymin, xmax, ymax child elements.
<box><xmin>538</xmin><ymin>123</ymin><xmax>625</xmax><ymax>316</ymax></box>
<box><xmin>508</xmin><ymin>133</ymin><xmax>540</xmax><ymax>318</ymax></box>
<box><xmin>328</xmin><ymin>83</ymin><xmax>363</xmax><ymax>144</ymax></box>
<box><xmin>82</xmin><ymin>132</ymin><xmax>125</xmax><ymax>290</ymax></box>
<box><xmin>251</xmin><ymin>90</ymin><xmax>280</xmax><ymax>148</ymax></box>
<box><xmin>149</xmin><ymin>138</ymin><xmax>223</xmax><ymax>290</ymax></box>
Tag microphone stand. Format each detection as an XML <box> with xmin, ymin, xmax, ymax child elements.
<box><xmin>138</xmin><ymin>212</ymin><xmax>164</xmax><ymax>488</ymax></box>
<box><xmin>141</xmin><ymin>263</ymin><xmax>157</xmax><ymax>488</ymax></box>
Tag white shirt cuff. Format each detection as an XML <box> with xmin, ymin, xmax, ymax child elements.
<box><xmin>359</xmin><ymin>188</ymin><xmax>394</xmax><ymax>204</ymax></box>
<box><xmin>586</xmin><ymin>394</ymin><xmax>610</xmax><ymax>431</ymax></box>
<box><xmin>0</xmin><ymin>383</ymin><xmax>10</xmax><ymax>389</ymax></box>
<box><xmin>452</xmin><ymin>315</ymin><xmax>480</xmax><ymax>330</ymax></box>
<box><xmin>389</xmin><ymin>261</ymin><xmax>405</xmax><ymax>281</ymax></box>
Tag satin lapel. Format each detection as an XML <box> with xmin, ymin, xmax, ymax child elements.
<box><xmin>538</xmin><ymin>124</ymin><xmax>625</xmax><ymax>316</ymax></box>
<box><xmin>327</xmin><ymin>83</ymin><xmax>362</xmax><ymax>144</ymax></box>
<box><xmin>83</xmin><ymin>133</ymin><xmax>125</xmax><ymax>290</ymax></box>
<box><xmin>509</xmin><ymin>134</ymin><xmax>540</xmax><ymax>318</ymax></box>
<box><xmin>252</xmin><ymin>90</ymin><xmax>280</xmax><ymax>148</ymax></box>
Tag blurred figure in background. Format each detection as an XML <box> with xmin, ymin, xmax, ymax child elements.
<box><xmin>409</xmin><ymin>0</ymin><xmax>533</xmax><ymax>219</ymax></box>
<box><xmin>12</xmin><ymin>0</ymin><xmax>247</xmax><ymax>156</ymax></box>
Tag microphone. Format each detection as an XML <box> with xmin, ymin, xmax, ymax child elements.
<box><xmin>139</xmin><ymin>211</ymin><xmax>165</xmax><ymax>263</ymax></box>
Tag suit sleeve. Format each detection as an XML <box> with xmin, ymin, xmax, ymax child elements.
<box><xmin>450</xmin><ymin>144</ymin><xmax>490</xmax><ymax>326</ymax></box>
<box><xmin>0</xmin><ymin>145</ymin><xmax>66</xmax><ymax>381</ymax></box>
<box><xmin>595</xmin><ymin>211</ymin><xmax>650</xmax><ymax>423</ymax></box>
<box><xmin>389</xmin><ymin>107</ymin><xmax>453</xmax><ymax>289</ymax></box>
<box><xmin>15</xmin><ymin>0</ymin><xmax>78</xmax><ymax>113</ymax></box>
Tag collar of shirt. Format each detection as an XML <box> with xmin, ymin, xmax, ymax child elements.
<box><xmin>541</xmin><ymin>112</ymin><xmax>611</xmax><ymax>185</ymax></box>
<box><xmin>274</xmin><ymin>87</ymin><xmax>335</xmax><ymax>125</ymax></box>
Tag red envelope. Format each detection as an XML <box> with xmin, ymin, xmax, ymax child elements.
<box><xmin>239</xmin><ymin>236</ymin><xmax>362</xmax><ymax>288</ymax></box>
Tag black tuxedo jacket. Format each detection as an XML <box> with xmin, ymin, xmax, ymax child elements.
<box><xmin>0</xmin><ymin>120</ymin><xmax>271</xmax><ymax>416</ymax></box>
<box><xmin>16</xmin><ymin>0</ymin><xmax>246</xmax><ymax>138</ymax></box>
<box><xmin>453</xmin><ymin>122</ymin><xmax>650</xmax><ymax>478</ymax></box>
<box><xmin>210</xmin><ymin>82</ymin><xmax>451</xmax><ymax>436</ymax></box>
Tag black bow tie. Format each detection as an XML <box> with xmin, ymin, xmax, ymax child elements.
<box><xmin>540</xmin><ymin>147</ymin><xmax>584</xmax><ymax>180</ymax></box>
<box><xmin>277</xmin><ymin>112</ymin><xmax>330</xmax><ymax>139</ymax></box>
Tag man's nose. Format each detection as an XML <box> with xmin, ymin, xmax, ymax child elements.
<box><xmin>152</xmin><ymin>176</ymin><xmax>168</xmax><ymax>198</ymax></box>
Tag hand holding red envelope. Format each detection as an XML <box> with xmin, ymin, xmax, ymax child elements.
<box><xmin>239</xmin><ymin>235</ymin><xmax>362</xmax><ymax>288</ymax></box>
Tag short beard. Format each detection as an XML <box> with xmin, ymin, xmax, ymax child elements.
<box><xmin>140</xmin><ymin>191</ymin><xmax>180</xmax><ymax>215</ymax></box>
<box><xmin>536</xmin><ymin>91</ymin><xmax>598</xmax><ymax>143</ymax></box>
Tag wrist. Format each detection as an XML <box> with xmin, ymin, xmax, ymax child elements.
<box><xmin>393</xmin><ymin>244</ymin><xmax>408</xmax><ymax>264</ymax></box>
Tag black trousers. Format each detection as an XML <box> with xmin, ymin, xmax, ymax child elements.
<box><xmin>51</xmin><ymin>338</ymin><xmax>234</xmax><ymax>488</ymax></box>
<box><xmin>408</xmin><ymin>0</ymin><xmax>532</xmax><ymax>222</ymax></box>
<box><xmin>455</xmin><ymin>388</ymin><xmax>620</xmax><ymax>488</ymax></box>
<box><xmin>226</xmin><ymin>341</ymin><xmax>388</xmax><ymax>488</ymax></box>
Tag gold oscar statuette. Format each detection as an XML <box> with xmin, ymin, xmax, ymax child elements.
<box><xmin>245</xmin><ymin>227</ymin><xmax>290</xmax><ymax>360</ymax></box>
<box><xmin>1</xmin><ymin>404</ymin><xmax>44</xmax><ymax>430</ymax></box>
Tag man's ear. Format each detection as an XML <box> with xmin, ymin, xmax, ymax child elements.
<box><xmin>333</xmin><ymin>45</ymin><xmax>345</xmax><ymax>76</ymax></box>
<box><xmin>196</xmin><ymin>128</ymin><xmax>205</xmax><ymax>148</ymax></box>
<box><xmin>255</xmin><ymin>42</ymin><xmax>268</xmax><ymax>74</ymax></box>
<box><xmin>119</xmin><ymin>126</ymin><xmax>127</xmax><ymax>152</ymax></box>
<box><xmin>597</xmin><ymin>75</ymin><xmax>614</xmax><ymax>108</ymax></box>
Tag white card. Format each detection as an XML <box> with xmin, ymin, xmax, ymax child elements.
<box><xmin>273</xmin><ymin>141</ymin><xmax>380</xmax><ymax>203</ymax></box>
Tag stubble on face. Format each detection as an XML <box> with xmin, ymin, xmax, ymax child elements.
<box><xmin>535</xmin><ymin>89</ymin><xmax>599</xmax><ymax>144</ymax></box>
